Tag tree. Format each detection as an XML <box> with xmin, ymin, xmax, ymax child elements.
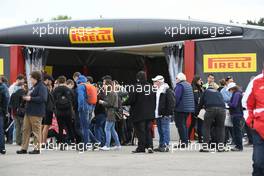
<box><xmin>247</xmin><ymin>18</ymin><xmax>264</xmax><ymax>26</ymax></box>
<box><xmin>51</xmin><ymin>15</ymin><xmax>72</xmax><ymax>21</ymax></box>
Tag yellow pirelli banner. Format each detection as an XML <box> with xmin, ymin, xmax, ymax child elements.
<box><xmin>203</xmin><ymin>53</ymin><xmax>257</xmax><ymax>73</ymax></box>
<box><xmin>69</xmin><ymin>27</ymin><xmax>115</xmax><ymax>44</ymax></box>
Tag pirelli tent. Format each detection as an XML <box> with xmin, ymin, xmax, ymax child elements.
<box><xmin>0</xmin><ymin>19</ymin><xmax>263</xmax><ymax>88</ymax></box>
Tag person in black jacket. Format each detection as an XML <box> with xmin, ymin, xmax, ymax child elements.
<box><xmin>188</xmin><ymin>76</ymin><xmax>204</xmax><ymax>143</ymax></box>
<box><xmin>123</xmin><ymin>71</ymin><xmax>156</xmax><ymax>153</ymax></box>
<box><xmin>17</xmin><ymin>71</ymin><xmax>48</xmax><ymax>154</ymax></box>
<box><xmin>94</xmin><ymin>81</ymin><xmax>107</xmax><ymax>147</ymax></box>
<box><xmin>199</xmin><ymin>84</ymin><xmax>226</xmax><ymax>152</ymax></box>
<box><xmin>9</xmin><ymin>83</ymin><xmax>27</xmax><ymax>146</ymax></box>
<box><xmin>152</xmin><ymin>75</ymin><xmax>175</xmax><ymax>152</ymax></box>
<box><xmin>41</xmin><ymin>74</ymin><xmax>54</xmax><ymax>147</ymax></box>
<box><xmin>66</xmin><ymin>79</ymin><xmax>82</xmax><ymax>144</ymax></box>
<box><xmin>0</xmin><ymin>77</ymin><xmax>10</xmax><ymax>154</ymax></box>
<box><xmin>53</xmin><ymin>76</ymin><xmax>75</xmax><ymax>147</ymax></box>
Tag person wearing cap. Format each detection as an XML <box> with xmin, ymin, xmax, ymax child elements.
<box><xmin>220</xmin><ymin>76</ymin><xmax>234</xmax><ymax>103</ymax></box>
<box><xmin>242</xmin><ymin>67</ymin><xmax>264</xmax><ymax>175</ymax></box>
<box><xmin>199</xmin><ymin>83</ymin><xmax>226</xmax><ymax>152</ymax></box>
<box><xmin>152</xmin><ymin>75</ymin><xmax>175</xmax><ymax>152</ymax></box>
<box><xmin>174</xmin><ymin>73</ymin><xmax>195</xmax><ymax>147</ymax></box>
<box><xmin>220</xmin><ymin>76</ymin><xmax>234</xmax><ymax>145</ymax></box>
<box><xmin>102</xmin><ymin>75</ymin><xmax>112</xmax><ymax>85</ymax></box>
<box><xmin>227</xmin><ymin>82</ymin><xmax>243</xmax><ymax>151</ymax></box>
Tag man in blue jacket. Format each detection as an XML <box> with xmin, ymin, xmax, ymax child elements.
<box><xmin>17</xmin><ymin>71</ymin><xmax>48</xmax><ymax>154</ymax></box>
<box><xmin>174</xmin><ymin>73</ymin><xmax>195</xmax><ymax>147</ymax></box>
<box><xmin>73</xmin><ymin>72</ymin><xmax>95</xmax><ymax>149</ymax></box>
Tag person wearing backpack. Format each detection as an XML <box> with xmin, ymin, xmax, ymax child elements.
<box><xmin>152</xmin><ymin>75</ymin><xmax>175</xmax><ymax>152</ymax></box>
<box><xmin>53</xmin><ymin>76</ymin><xmax>75</xmax><ymax>146</ymax></box>
<box><xmin>73</xmin><ymin>72</ymin><xmax>97</xmax><ymax>148</ymax></box>
<box><xmin>8</xmin><ymin>83</ymin><xmax>27</xmax><ymax>146</ymax></box>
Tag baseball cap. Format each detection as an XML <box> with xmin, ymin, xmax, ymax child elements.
<box><xmin>152</xmin><ymin>75</ymin><xmax>164</xmax><ymax>82</ymax></box>
<box><xmin>227</xmin><ymin>82</ymin><xmax>237</xmax><ymax>90</ymax></box>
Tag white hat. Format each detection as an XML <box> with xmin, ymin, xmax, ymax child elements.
<box><xmin>152</xmin><ymin>75</ymin><xmax>164</xmax><ymax>82</ymax></box>
<box><xmin>227</xmin><ymin>82</ymin><xmax>237</xmax><ymax>90</ymax></box>
<box><xmin>176</xmin><ymin>73</ymin><xmax>186</xmax><ymax>81</ymax></box>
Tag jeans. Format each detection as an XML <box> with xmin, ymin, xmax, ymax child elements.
<box><xmin>245</xmin><ymin>123</ymin><xmax>253</xmax><ymax>144</ymax></box>
<box><xmin>104</xmin><ymin>121</ymin><xmax>120</xmax><ymax>147</ymax></box>
<box><xmin>14</xmin><ymin>117</ymin><xmax>24</xmax><ymax>145</ymax></box>
<box><xmin>174</xmin><ymin>112</ymin><xmax>189</xmax><ymax>144</ymax></box>
<box><xmin>7</xmin><ymin>121</ymin><xmax>14</xmax><ymax>144</ymax></box>
<box><xmin>73</xmin><ymin>110</ymin><xmax>82</xmax><ymax>144</ymax></box>
<box><xmin>133</xmin><ymin>120</ymin><xmax>153</xmax><ymax>151</ymax></box>
<box><xmin>156</xmin><ymin>117</ymin><xmax>171</xmax><ymax>147</ymax></box>
<box><xmin>188</xmin><ymin>114</ymin><xmax>203</xmax><ymax>141</ymax></box>
<box><xmin>56</xmin><ymin>112</ymin><xmax>75</xmax><ymax>143</ymax></box>
<box><xmin>252</xmin><ymin>130</ymin><xmax>264</xmax><ymax>176</ymax></box>
<box><xmin>203</xmin><ymin>107</ymin><xmax>225</xmax><ymax>146</ymax></box>
<box><xmin>0</xmin><ymin>113</ymin><xmax>5</xmax><ymax>150</ymax></box>
<box><xmin>94</xmin><ymin>113</ymin><xmax>106</xmax><ymax>146</ymax></box>
<box><xmin>225</xmin><ymin>126</ymin><xmax>234</xmax><ymax>144</ymax></box>
<box><xmin>231</xmin><ymin>115</ymin><xmax>244</xmax><ymax>150</ymax></box>
<box><xmin>13</xmin><ymin>123</ymin><xmax>16</xmax><ymax>143</ymax></box>
<box><xmin>79</xmin><ymin>110</ymin><xmax>91</xmax><ymax>145</ymax></box>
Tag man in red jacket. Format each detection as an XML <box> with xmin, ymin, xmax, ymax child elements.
<box><xmin>242</xmin><ymin>67</ymin><xmax>264</xmax><ymax>176</ymax></box>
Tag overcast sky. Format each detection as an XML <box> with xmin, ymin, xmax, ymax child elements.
<box><xmin>0</xmin><ymin>0</ymin><xmax>263</xmax><ymax>29</ymax></box>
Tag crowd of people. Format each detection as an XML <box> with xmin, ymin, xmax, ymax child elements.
<box><xmin>0</xmin><ymin>69</ymin><xmax>263</xmax><ymax>175</ymax></box>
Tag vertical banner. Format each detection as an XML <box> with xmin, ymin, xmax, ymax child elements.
<box><xmin>0</xmin><ymin>58</ymin><xmax>3</xmax><ymax>75</ymax></box>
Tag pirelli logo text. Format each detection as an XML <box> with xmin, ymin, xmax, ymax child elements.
<box><xmin>203</xmin><ymin>53</ymin><xmax>257</xmax><ymax>73</ymax></box>
<box><xmin>69</xmin><ymin>27</ymin><xmax>115</xmax><ymax>44</ymax></box>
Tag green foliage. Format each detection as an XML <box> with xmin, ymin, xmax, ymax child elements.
<box><xmin>247</xmin><ymin>18</ymin><xmax>264</xmax><ymax>26</ymax></box>
<box><xmin>51</xmin><ymin>15</ymin><xmax>72</xmax><ymax>21</ymax></box>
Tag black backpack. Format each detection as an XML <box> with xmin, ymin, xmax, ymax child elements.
<box><xmin>55</xmin><ymin>90</ymin><xmax>72</xmax><ymax>110</ymax></box>
<box><xmin>165</xmin><ymin>88</ymin><xmax>176</xmax><ymax>115</ymax></box>
<box><xmin>158</xmin><ymin>88</ymin><xmax>176</xmax><ymax>116</ymax></box>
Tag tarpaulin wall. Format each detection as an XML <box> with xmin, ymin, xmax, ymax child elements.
<box><xmin>0</xmin><ymin>46</ymin><xmax>10</xmax><ymax>80</ymax></box>
<box><xmin>45</xmin><ymin>49</ymin><xmax>171</xmax><ymax>85</ymax></box>
<box><xmin>195</xmin><ymin>39</ymin><xmax>264</xmax><ymax>90</ymax></box>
